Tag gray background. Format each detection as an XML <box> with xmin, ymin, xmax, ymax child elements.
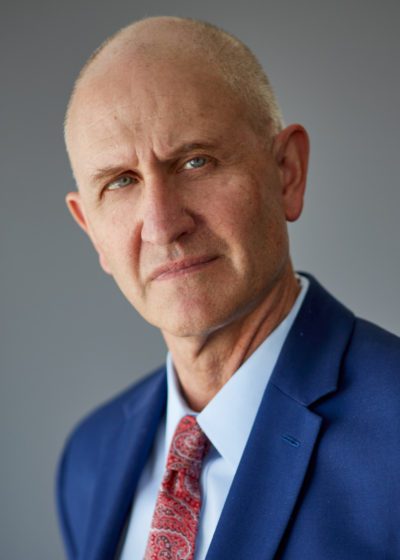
<box><xmin>1</xmin><ymin>0</ymin><xmax>399</xmax><ymax>558</ymax></box>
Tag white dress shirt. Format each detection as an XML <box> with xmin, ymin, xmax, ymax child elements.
<box><xmin>120</xmin><ymin>276</ymin><xmax>309</xmax><ymax>560</ymax></box>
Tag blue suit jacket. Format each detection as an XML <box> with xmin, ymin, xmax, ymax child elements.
<box><xmin>57</xmin><ymin>275</ymin><xmax>400</xmax><ymax>559</ymax></box>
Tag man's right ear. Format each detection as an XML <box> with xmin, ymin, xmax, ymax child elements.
<box><xmin>65</xmin><ymin>191</ymin><xmax>89</xmax><ymax>233</ymax></box>
<box><xmin>65</xmin><ymin>191</ymin><xmax>112</xmax><ymax>275</ymax></box>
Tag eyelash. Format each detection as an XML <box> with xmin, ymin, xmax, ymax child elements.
<box><xmin>104</xmin><ymin>156</ymin><xmax>212</xmax><ymax>192</ymax></box>
<box><xmin>105</xmin><ymin>175</ymin><xmax>135</xmax><ymax>191</ymax></box>
<box><xmin>180</xmin><ymin>156</ymin><xmax>209</xmax><ymax>170</ymax></box>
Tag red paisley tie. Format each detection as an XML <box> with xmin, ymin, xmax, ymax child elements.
<box><xmin>144</xmin><ymin>414</ymin><xmax>210</xmax><ymax>560</ymax></box>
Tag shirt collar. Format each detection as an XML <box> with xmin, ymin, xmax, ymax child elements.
<box><xmin>165</xmin><ymin>275</ymin><xmax>309</xmax><ymax>470</ymax></box>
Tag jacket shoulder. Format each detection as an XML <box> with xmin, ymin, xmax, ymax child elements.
<box><xmin>348</xmin><ymin>317</ymin><xmax>400</xmax><ymax>371</ymax></box>
<box><xmin>342</xmin><ymin>318</ymin><xmax>400</xmax><ymax>416</ymax></box>
<box><xmin>67</xmin><ymin>366</ymin><xmax>166</xmax><ymax>446</ymax></box>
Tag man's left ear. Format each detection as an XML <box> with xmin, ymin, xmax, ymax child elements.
<box><xmin>273</xmin><ymin>124</ymin><xmax>310</xmax><ymax>222</ymax></box>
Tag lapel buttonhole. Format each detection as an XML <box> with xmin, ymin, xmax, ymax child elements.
<box><xmin>281</xmin><ymin>434</ymin><xmax>301</xmax><ymax>447</ymax></box>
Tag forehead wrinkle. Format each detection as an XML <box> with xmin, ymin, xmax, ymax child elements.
<box><xmin>75</xmin><ymin>109</ymin><xmax>137</xmax><ymax>162</ymax></box>
<box><xmin>78</xmin><ymin>96</ymin><xmax>186</xmax><ymax>148</ymax></box>
<box><xmin>86</xmin><ymin>115</ymin><xmax>220</xmax><ymax>162</ymax></box>
<box><xmin>81</xmin><ymin>99</ymin><xmax>165</xmax><ymax>130</ymax></box>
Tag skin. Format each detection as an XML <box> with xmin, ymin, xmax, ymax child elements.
<box><xmin>65</xmin><ymin>21</ymin><xmax>309</xmax><ymax>411</ymax></box>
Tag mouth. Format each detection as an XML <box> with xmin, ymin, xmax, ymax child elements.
<box><xmin>150</xmin><ymin>256</ymin><xmax>219</xmax><ymax>281</ymax></box>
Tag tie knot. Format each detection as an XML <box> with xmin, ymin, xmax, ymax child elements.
<box><xmin>167</xmin><ymin>415</ymin><xmax>210</xmax><ymax>478</ymax></box>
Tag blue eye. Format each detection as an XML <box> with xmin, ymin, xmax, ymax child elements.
<box><xmin>183</xmin><ymin>157</ymin><xmax>208</xmax><ymax>170</ymax></box>
<box><xmin>106</xmin><ymin>175</ymin><xmax>134</xmax><ymax>191</ymax></box>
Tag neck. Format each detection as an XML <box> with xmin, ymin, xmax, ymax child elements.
<box><xmin>163</xmin><ymin>263</ymin><xmax>300</xmax><ymax>411</ymax></box>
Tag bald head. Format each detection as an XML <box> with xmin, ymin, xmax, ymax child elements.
<box><xmin>64</xmin><ymin>17</ymin><xmax>283</xmax><ymax>147</ymax></box>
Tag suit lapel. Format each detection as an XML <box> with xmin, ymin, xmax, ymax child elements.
<box><xmin>206</xmin><ymin>275</ymin><xmax>355</xmax><ymax>559</ymax></box>
<box><xmin>206</xmin><ymin>384</ymin><xmax>322</xmax><ymax>560</ymax></box>
<box><xmin>81</xmin><ymin>370</ymin><xmax>167</xmax><ymax>560</ymax></box>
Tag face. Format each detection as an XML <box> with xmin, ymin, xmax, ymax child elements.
<box><xmin>66</xmin><ymin>53</ymin><xmax>306</xmax><ymax>338</ymax></box>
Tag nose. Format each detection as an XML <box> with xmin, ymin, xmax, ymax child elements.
<box><xmin>140</xmin><ymin>174</ymin><xmax>196</xmax><ymax>245</ymax></box>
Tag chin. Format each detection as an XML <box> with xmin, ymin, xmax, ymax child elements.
<box><xmin>155</xmin><ymin>314</ymin><xmax>218</xmax><ymax>339</ymax></box>
<box><xmin>139</xmin><ymin>299</ymin><xmax>220</xmax><ymax>338</ymax></box>
<box><xmin>151</xmin><ymin>298</ymin><xmax>252</xmax><ymax>339</ymax></box>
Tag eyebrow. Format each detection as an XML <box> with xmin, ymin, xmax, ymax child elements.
<box><xmin>89</xmin><ymin>141</ymin><xmax>219</xmax><ymax>186</ymax></box>
<box><xmin>90</xmin><ymin>165</ymin><xmax>128</xmax><ymax>186</ymax></box>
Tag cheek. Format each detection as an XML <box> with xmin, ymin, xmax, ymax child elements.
<box><xmin>198</xmin><ymin>175</ymin><xmax>258</xmax><ymax>231</ymax></box>
<box><xmin>204</xmin><ymin>176</ymin><xmax>279</xmax><ymax>242</ymax></box>
<box><xmin>217</xmin><ymin>181</ymin><xmax>288</xmax><ymax>274</ymax></box>
<box><xmin>89</xmin><ymin>206</ymin><xmax>139</xmax><ymax>271</ymax></box>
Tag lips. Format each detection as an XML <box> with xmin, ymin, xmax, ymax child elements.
<box><xmin>150</xmin><ymin>256</ymin><xmax>218</xmax><ymax>281</ymax></box>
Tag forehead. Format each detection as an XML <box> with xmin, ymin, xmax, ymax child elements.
<box><xmin>66</xmin><ymin>55</ymin><xmax>248</xmax><ymax>178</ymax></box>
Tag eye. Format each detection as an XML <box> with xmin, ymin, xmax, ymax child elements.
<box><xmin>105</xmin><ymin>175</ymin><xmax>135</xmax><ymax>191</ymax></box>
<box><xmin>182</xmin><ymin>157</ymin><xmax>208</xmax><ymax>170</ymax></box>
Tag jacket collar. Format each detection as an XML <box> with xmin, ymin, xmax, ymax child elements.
<box><xmin>270</xmin><ymin>272</ymin><xmax>354</xmax><ymax>406</ymax></box>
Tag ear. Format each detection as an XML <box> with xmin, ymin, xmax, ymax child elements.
<box><xmin>65</xmin><ymin>191</ymin><xmax>89</xmax><ymax>232</ymax></box>
<box><xmin>65</xmin><ymin>191</ymin><xmax>112</xmax><ymax>275</ymax></box>
<box><xmin>273</xmin><ymin>124</ymin><xmax>310</xmax><ymax>222</ymax></box>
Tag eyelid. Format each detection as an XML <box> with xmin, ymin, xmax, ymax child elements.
<box><xmin>105</xmin><ymin>174</ymin><xmax>136</xmax><ymax>191</ymax></box>
<box><xmin>180</xmin><ymin>155</ymin><xmax>212</xmax><ymax>171</ymax></box>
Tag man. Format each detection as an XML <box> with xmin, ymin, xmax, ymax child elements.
<box><xmin>57</xmin><ymin>16</ymin><xmax>400</xmax><ymax>560</ymax></box>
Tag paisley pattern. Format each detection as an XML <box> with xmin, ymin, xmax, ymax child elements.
<box><xmin>144</xmin><ymin>415</ymin><xmax>210</xmax><ymax>560</ymax></box>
